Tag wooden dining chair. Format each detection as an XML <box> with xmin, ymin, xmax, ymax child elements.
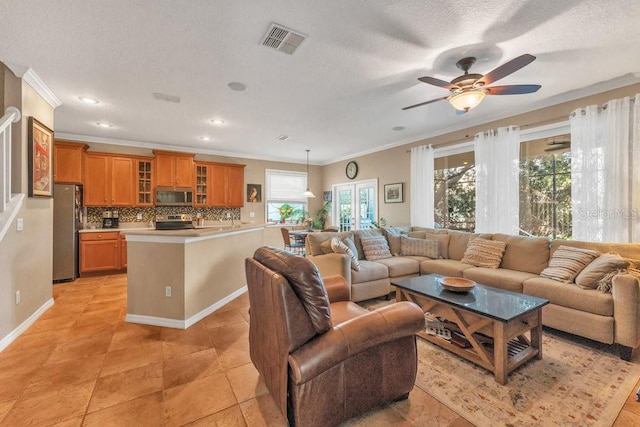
<box><xmin>281</xmin><ymin>228</ymin><xmax>305</xmax><ymax>255</ymax></box>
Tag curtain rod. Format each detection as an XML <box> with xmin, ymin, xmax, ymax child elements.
<box><xmin>570</xmin><ymin>95</ymin><xmax>637</xmax><ymax>117</ymax></box>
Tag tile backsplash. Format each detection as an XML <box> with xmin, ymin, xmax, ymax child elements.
<box><xmin>86</xmin><ymin>206</ymin><xmax>241</xmax><ymax>224</ymax></box>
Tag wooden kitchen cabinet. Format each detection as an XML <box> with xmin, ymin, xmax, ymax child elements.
<box><xmin>136</xmin><ymin>158</ymin><xmax>154</xmax><ymax>206</ymax></box>
<box><xmin>154</xmin><ymin>151</ymin><xmax>194</xmax><ymax>187</ymax></box>
<box><xmin>194</xmin><ymin>163</ymin><xmax>209</xmax><ymax>206</ymax></box>
<box><xmin>80</xmin><ymin>232</ymin><xmax>120</xmax><ymax>274</ymax></box>
<box><xmin>84</xmin><ymin>153</ymin><xmax>135</xmax><ymax>206</ymax></box>
<box><xmin>53</xmin><ymin>141</ymin><xmax>88</xmax><ymax>184</ymax></box>
<box><xmin>211</xmin><ymin>163</ymin><xmax>245</xmax><ymax>207</ymax></box>
<box><xmin>80</xmin><ymin>232</ymin><xmax>127</xmax><ymax>275</ymax></box>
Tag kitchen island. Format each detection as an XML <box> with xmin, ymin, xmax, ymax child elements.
<box><xmin>122</xmin><ymin>224</ymin><xmax>264</xmax><ymax>328</ymax></box>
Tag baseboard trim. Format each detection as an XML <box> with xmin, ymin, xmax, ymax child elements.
<box><xmin>0</xmin><ymin>297</ymin><xmax>54</xmax><ymax>352</ymax></box>
<box><xmin>125</xmin><ymin>286</ymin><xmax>248</xmax><ymax>329</ymax></box>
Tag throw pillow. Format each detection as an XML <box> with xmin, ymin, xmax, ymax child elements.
<box><xmin>320</xmin><ymin>239</ymin><xmax>334</xmax><ymax>254</ymax></box>
<box><xmin>330</xmin><ymin>237</ymin><xmax>361</xmax><ymax>271</ymax></box>
<box><xmin>575</xmin><ymin>253</ymin><xmax>629</xmax><ymax>291</ymax></box>
<box><xmin>408</xmin><ymin>231</ymin><xmax>450</xmax><ymax>259</ymax></box>
<box><xmin>540</xmin><ymin>245</ymin><xmax>600</xmax><ymax>283</ymax></box>
<box><xmin>360</xmin><ymin>235</ymin><xmax>392</xmax><ymax>261</ymax></box>
<box><xmin>400</xmin><ymin>236</ymin><xmax>439</xmax><ymax>258</ymax></box>
<box><xmin>461</xmin><ymin>238</ymin><xmax>507</xmax><ymax>269</ymax></box>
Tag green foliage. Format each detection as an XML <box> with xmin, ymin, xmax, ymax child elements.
<box><xmin>313</xmin><ymin>201</ymin><xmax>331</xmax><ymax>230</ymax></box>
<box><xmin>277</xmin><ymin>204</ymin><xmax>294</xmax><ymax>220</ymax></box>
<box><xmin>370</xmin><ymin>217</ymin><xmax>388</xmax><ymax>229</ymax></box>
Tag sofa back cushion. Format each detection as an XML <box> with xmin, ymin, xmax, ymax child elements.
<box><xmin>447</xmin><ymin>230</ymin><xmax>492</xmax><ymax>260</ymax></box>
<box><xmin>407</xmin><ymin>231</ymin><xmax>451</xmax><ymax>259</ymax></box>
<box><xmin>492</xmin><ymin>233</ymin><xmax>550</xmax><ymax>274</ymax></box>
<box><xmin>353</xmin><ymin>229</ymin><xmax>384</xmax><ymax>260</ymax></box>
<box><xmin>381</xmin><ymin>226</ymin><xmax>409</xmax><ymax>256</ymax></box>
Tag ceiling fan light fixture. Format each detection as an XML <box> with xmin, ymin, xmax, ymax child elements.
<box><xmin>449</xmin><ymin>90</ymin><xmax>486</xmax><ymax>112</ymax></box>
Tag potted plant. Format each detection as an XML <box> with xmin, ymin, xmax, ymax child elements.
<box><xmin>313</xmin><ymin>201</ymin><xmax>331</xmax><ymax>230</ymax></box>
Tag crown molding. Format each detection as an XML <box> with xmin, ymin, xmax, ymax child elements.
<box><xmin>22</xmin><ymin>69</ymin><xmax>62</xmax><ymax>109</ymax></box>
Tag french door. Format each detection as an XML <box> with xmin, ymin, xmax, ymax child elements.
<box><xmin>333</xmin><ymin>179</ymin><xmax>378</xmax><ymax>231</ymax></box>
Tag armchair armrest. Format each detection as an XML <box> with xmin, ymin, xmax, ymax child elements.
<box><xmin>307</xmin><ymin>253</ymin><xmax>352</xmax><ymax>284</ymax></box>
<box><xmin>612</xmin><ymin>273</ymin><xmax>640</xmax><ymax>348</ymax></box>
<box><xmin>288</xmin><ymin>302</ymin><xmax>424</xmax><ymax>384</ymax></box>
<box><xmin>324</xmin><ymin>275</ymin><xmax>350</xmax><ymax>302</ymax></box>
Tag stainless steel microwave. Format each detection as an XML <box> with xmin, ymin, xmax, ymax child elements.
<box><xmin>155</xmin><ymin>187</ymin><xmax>193</xmax><ymax>206</ymax></box>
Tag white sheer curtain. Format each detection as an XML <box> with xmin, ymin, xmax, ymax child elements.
<box><xmin>571</xmin><ymin>93</ymin><xmax>640</xmax><ymax>242</ymax></box>
<box><xmin>410</xmin><ymin>145</ymin><xmax>434</xmax><ymax>227</ymax></box>
<box><xmin>474</xmin><ymin>126</ymin><xmax>520</xmax><ymax>234</ymax></box>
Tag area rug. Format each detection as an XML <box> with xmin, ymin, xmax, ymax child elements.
<box><xmin>360</xmin><ymin>299</ymin><xmax>640</xmax><ymax>426</ymax></box>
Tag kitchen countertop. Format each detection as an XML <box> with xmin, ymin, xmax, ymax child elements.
<box><xmin>121</xmin><ymin>223</ymin><xmax>265</xmax><ymax>243</ymax></box>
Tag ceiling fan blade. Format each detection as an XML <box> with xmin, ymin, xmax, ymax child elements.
<box><xmin>486</xmin><ymin>84</ymin><xmax>541</xmax><ymax>95</ymax></box>
<box><xmin>402</xmin><ymin>96</ymin><xmax>449</xmax><ymax>110</ymax></box>
<box><xmin>418</xmin><ymin>76</ymin><xmax>458</xmax><ymax>90</ymax></box>
<box><xmin>476</xmin><ymin>54</ymin><xmax>536</xmax><ymax>86</ymax></box>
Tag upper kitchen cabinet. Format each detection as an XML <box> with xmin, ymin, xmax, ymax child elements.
<box><xmin>84</xmin><ymin>153</ymin><xmax>135</xmax><ymax>207</ymax></box>
<box><xmin>136</xmin><ymin>158</ymin><xmax>154</xmax><ymax>206</ymax></box>
<box><xmin>54</xmin><ymin>141</ymin><xmax>88</xmax><ymax>184</ymax></box>
<box><xmin>211</xmin><ymin>163</ymin><xmax>245</xmax><ymax>207</ymax></box>
<box><xmin>154</xmin><ymin>150</ymin><xmax>194</xmax><ymax>188</ymax></box>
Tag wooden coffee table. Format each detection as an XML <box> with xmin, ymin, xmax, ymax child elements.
<box><xmin>393</xmin><ymin>274</ymin><xmax>549</xmax><ymax>385</ymax></box>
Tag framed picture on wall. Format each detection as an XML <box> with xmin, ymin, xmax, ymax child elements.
<box><xmin>247</xmin><ymin>184</ymin><xmax>262</xmax><ymax>202</ymax></box>
<box><xmin>28</xmin><ymin>117</ymin><xmax>54</xmax><ymax>198</ymax></box>
<box><xmin>323</xmin><ymin>191</ymin><xmax>332</xmax><ymax>202</ymax></box>
<box><xmin>384</xmin><ymin>182</ymin><xmax>403</xmax><ymax>203</ymax></box>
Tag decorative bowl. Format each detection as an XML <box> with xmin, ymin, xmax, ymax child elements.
<box><xmin>440</xmin><ymin>277</ymin><xmax>476</xmax><ymax>293</ymax></box>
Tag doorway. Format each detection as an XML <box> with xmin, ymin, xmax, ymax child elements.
<box><xmin>333</xmin><ymin>179</ymin><xmax>378</xmax><ymax>231</ymax></box>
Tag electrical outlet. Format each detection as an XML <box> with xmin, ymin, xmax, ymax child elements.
<box><xmin>226</xmin><ymin>212</ymin><xmax>231</xmax><ymax>218</ymax></box>
<box><xmin>249</xmin><ymin>212</ymin><xmax>255</xmax><ymax>218</ymax></box>
<box><xmin>15</xmin><ymin>291</ymin><xmax>20</xmax><ymax>305</ymax></box>
<box><xmin>136</xmin><ymin>213</ymin><xmax>142</xmax><ymax>221</ymax></box>
<box><xmin>16</xmin><ymin>218</ymin><xmax>24</xmax><ymax>231</ymax></box>
<box><xmin>165</xmin><ymin>286</ymin><xmax>172</xmax><ymax>297</ymax></box>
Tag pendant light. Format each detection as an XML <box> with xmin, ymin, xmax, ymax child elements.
<box><xmin>302</xmin><ymin>149</ymin><xmax>316</xmax><ymax>198</ymax></box>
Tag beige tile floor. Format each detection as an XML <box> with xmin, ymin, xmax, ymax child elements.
<box><xmin>0</xmin><ymin>273</ymin><xmax>637</xmax><ymax>426</ymax></box>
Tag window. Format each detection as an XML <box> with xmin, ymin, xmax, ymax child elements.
<box><xmin>265</xmin><ymin>169</ymin><xmax>308</xmax><ymax>223</ymax></box>
<box><xmin>519</xmin><ymin>136</ymin><xmax>572</xmax><ymax>239</ymax></box>
<box><xmin>434</xmin><ymin>151</ymin><xmax>476</xmax><ymax>232</ymax></box>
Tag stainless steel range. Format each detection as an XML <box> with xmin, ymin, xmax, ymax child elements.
<box><xmin>155</xmin><ymin>214</ymin><xmax>194</xmax><ymax>230</ymax></box>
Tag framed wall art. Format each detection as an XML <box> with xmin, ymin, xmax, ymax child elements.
<box><xmin>247</xmin><ymin>184</ymin><xmax>262</xmax><ymax>202</ymax></box>
<box><xmin>28</xmin><ymin>117</ymin><xmax>54</xmax><ymax>197</ymax></box>
<box><xmin>384</xmin><ymin>182</ymin><xmax>404</xmax><ymax>203</ymax></box>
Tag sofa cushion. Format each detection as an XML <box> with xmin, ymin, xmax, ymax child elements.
<box><xmin>575</xmin><ymin>253</ymin><xmax>629</xmax><ymax>291</ymax></box>
<box><xmin>462</xmin><ymin>268</ymin><xmax>538</xmax><ymax>293</ymax></box>
<box><xmin>447</xmin><ymin>231</ymin><xmax>493</xmax><ymax>261</ymax></box>
<box><xmin>353</xmin><ymin>229</ymin><xmax>384</xmax><ymax>260</ymax></box>
<box><xmin>350</xmin><ymin>260</ymin><xmax>389</xmax><ymax>284</ymax></box>
<box><xmin>540</xmin><ymin>245</ymin><xmax>600</xmax><ymax>283</ymax></box>
<box><xmin>375</xmin><ymin>257</ymin><xmax>420</xmax><ymax>277</ymax></box>
<box><xmin>361</xmin><ymin>235</ymin><xmax>392</xmax><ymax>261</ymax></box>
<box><xmin>491</xmin><ymin>233</ymin><xmax>550</xmax><ymax>274</ymax></box>
<box><xmin>420</xmin><ymin>259</ymin><xmax>475</xmax><ymax>277</ymax></box>
<box><xmin>307</xmin><ymin>231</ymin><xmax>352</xmax><ymax>256</ymax></box>
<box><xmin>330</xmin><ymin>237</ymin><xmax>360</xmax><ymax>271</ymax></box>
<box><xmin>400</xmin><ymin>236</ymin><xmax>439</xmax><ymax>258</ymax></box>
<box><xmin>523</xmin><ymin>277</ymin><xmax>613</xmax><ymax>317</ymax></box>
<box><xmin>407</xmin><ymin>231</ymin><xmax>450</xmax><ymax>259</ymax></box>
<box><xmin>382</xmin><ymin>227</ymin><xmax>408</xmax><ymax>256</ymax></box>
<box><xmin>461</xmin><ymin>238</ymin><xmax>507</xmax><ymax>269</ymax></box>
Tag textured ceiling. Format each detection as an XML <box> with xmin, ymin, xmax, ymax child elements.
<box><xmin>1</xmin><ymin>0</ymin><xmax>640</xmax><ymax>165</ymax></box>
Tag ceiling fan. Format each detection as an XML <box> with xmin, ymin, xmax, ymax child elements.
<box><xmin>403</xmin><ymin>53</ymin><xmax>541</xmax><ymax>113</ymax></box>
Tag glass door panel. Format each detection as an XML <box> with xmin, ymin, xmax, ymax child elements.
<box><xmin>333</xmin><ymin>179</ymin><xmax>377</xmax><ymax>230</ymax></box>
<box><xmin>336</xmin><ymin>184</ymin><xmax>354</xmax><ymax>231</ymax></box>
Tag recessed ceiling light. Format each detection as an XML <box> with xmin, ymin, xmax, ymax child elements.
<box><xmin>392</xmin><ymin>126</ymin><xmax>405</xmax><ymax>131</ymax></box>
<box><xmin>227</xmin><ymin>82</ymin><xmax>247</xmax><ymax>92</ymax></box>
<box><xmin>96</xmin><ymin>122</ymin><xmax>113</xmax><ymax>128</ymax></box>
<box><xmin>79</xmin><ymin>96</ymin><xmax>99</xmax><ymax>104</ymax></box>
<box><xmin>210</xmin><ymin>119</ymin><xmax>226</xmax><ymax>126</ymax></box>
<box><xmin>277</xmin><ymin>135</ymin><xmax>290</xmax><ymax>141</ymax></box>
<box><xmin>200</xmin><ymin>136</ymin><xmax>214</xmax><ymax>141</ymax></box>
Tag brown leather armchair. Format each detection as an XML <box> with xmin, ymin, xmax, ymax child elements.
<box><xmin>245</xmin><ymin>246</ymin><xmax>424</xmax><ymax>427</ymax></box>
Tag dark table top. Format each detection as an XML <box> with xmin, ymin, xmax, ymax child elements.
<box><xmin>392</xmin><ymin>274</ymin><xmax>549</xmax><ymax>323</ymax></box>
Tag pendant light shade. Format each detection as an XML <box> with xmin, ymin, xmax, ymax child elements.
<box><xmin>303</xmin><ymin>149</ymin><xmax>315</xmax><ymax>198</ymax></box>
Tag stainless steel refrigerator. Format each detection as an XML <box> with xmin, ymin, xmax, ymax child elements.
<box><xmin>53</xmin><ymin>184</ymin><xmax>82</xmax><ymax>282</ymax></box>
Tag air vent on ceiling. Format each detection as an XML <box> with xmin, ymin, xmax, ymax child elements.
<box><xmin>153</xmin><ymin>92</ymin><xmax>181</xmax><ymax>103</ymax></box>
<box><xmin>261</xmin><ymin>23</ymin><xmax>306</xmax><ymax>55</ymax></box>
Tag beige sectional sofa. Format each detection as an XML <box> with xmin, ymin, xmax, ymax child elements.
<box><xmin>305</xmin><ymin>227</ymin><xmax>640</xmax><ymax>360</ymax></box>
